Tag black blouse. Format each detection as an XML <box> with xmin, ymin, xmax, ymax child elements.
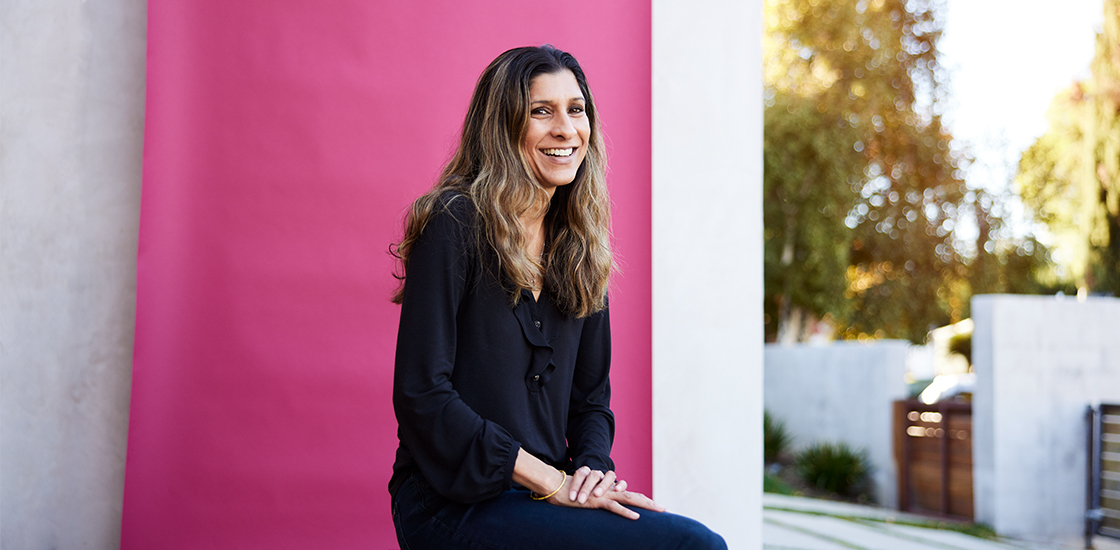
<box><xmin>389</xmin><ymin>194</ymin><xmax>615</xmax><ymax>504</ymax></box>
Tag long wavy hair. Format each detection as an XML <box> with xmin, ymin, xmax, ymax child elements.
<box><xmin>391</xmin><ymin>45</ymin><xmax>612</xmax><ymax>318</ymax></box>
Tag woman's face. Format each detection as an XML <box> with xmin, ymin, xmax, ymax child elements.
<box><xmin>522</xmin><ymin>70</ymin><xmax>590</xmax><ymax>193</ymax></box>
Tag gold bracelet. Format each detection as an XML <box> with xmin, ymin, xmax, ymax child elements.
<box><xmin>530</xmin><ymin>471</ymin><xmax>567</xmax><ymax>501</ymax></box>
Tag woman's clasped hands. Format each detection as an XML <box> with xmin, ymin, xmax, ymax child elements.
<box><xmin>546</xmin><ymin>466</ymin><xmax>665</xmax><ymax>520</ymax></box>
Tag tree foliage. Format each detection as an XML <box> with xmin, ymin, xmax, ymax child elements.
<box><xmin>764</xmin><ymin>0</ymin><xmax>1058</xmax><ymax>343</ymax></box>
<box><xmin>964</xmin><ymin>181</ymin><xmax>1065</xmax><ymax>298</ymax></box>
<box><xmin>764</xmin><ymin>0</ymin><xmax>966</xmax><ymax>342</ymax></box>
<box><xmin>1016</xmin><ymin>0</ymin><xmax>1120</xmax><ymax>294</ymax></box>
<box><xmin>764</xmin><ymin>92</ymin><xmax>861</xmax><ymax>342</ymax></box>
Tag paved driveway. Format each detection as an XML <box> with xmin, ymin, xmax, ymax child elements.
<box><xmin>763</xmin><ymin>494</ymin><xmax>1120</xmax><ymax>550</ymax></box>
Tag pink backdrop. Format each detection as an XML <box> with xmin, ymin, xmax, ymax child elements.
<box><xmin>123</xmin><ymin>1</ymin><xmax>651</xmax><ymax>548</ymax></box>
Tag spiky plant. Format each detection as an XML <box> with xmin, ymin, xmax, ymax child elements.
<box><xmin>763</xmin><ymin>410</ymin><xmax>792</xmax><ymax>464</ymax></box>
<box><xmin>794</xmin><ymin>441</ymin><xmax>871</xmax><ymax>498</ymax></box>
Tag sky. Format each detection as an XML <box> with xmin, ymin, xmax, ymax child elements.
<box><xmin>939</xmin><ymin>0</ymin><xmax>1104</xmax><ymax>192</ymax></box>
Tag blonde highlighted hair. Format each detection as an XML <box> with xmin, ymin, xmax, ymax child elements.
<box><xmin>392</xmin><ymin>45</ymin><xmax>612</xmax><ymax>318</ymax></box>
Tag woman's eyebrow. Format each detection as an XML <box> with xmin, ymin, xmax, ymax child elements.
<box><xmin>531</xmin><ymin>97</ymin><xmax>586</xmax><ymax>105</ymax></box>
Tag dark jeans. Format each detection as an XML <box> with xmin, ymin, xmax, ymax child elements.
<box><xmin>391</xmin><ymin>473</ymin><xmax>727</xmax><ymax>550</ymax></box>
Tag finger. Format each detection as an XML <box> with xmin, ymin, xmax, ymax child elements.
<box><xmin>578</xmin><ymin>470</ymin><xmax>604</xmax><ymax>503</ymax></box>
<box><xmin>568</xmin><ymin>466</ymin><xmax>591</xmax><ymax>501</ymax></box>
<box><xmin>609</xmin><ymin>490</ymin><xmax>666</xmax><ymax>513</ymax></box>
<box><xmin>613</xmin><ymin>479</ymin><xmax>628</xmax><ymax>492</ymax></box>
<box><xmin>603</xmin><ymin>499</ymin><xmax>641</xmax><ymax>520</ymax></box>
<box><xmin>592</xmin><ymin>470</ymin><xmax>617</xmax><ymax>497</ymax></box>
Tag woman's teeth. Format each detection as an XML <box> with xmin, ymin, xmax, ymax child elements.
<box><xmin>543</xmin><ymin>148</ymin><xmax>574</xmax><ymax>157</ymax></box>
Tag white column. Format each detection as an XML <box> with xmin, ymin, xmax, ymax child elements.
<box><xmin>1</xmin><ymin>0</ymin><xmax>146</xmax><ymax>548</ymax></box>
<box><xmin>652</xmin><ymin>1</ymin><xmax>763</xmax><ymax>548</ymax></box>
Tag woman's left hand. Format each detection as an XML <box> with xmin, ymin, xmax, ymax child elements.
<box><xmin>568</xmin><ymin>466</ymin><xmax>626</xmax><ymax>503</ymax></box>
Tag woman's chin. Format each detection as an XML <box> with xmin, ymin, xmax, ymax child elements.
<box><xmin>536</xmin><ymin>172</ymin><xmax>578</xmax><ymax>190</ymax></box>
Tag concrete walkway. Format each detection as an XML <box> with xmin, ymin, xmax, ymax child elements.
<box><xmin>763</xmin><ymin>494</ymin><xmax>1120</xmax><ymax>550</ymax></box>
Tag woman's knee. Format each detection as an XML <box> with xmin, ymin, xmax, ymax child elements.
<box><xmin>684</xmin><ymin>526</ymin><xmax>727</xmax><ymax>550</ymax></box>
<box><xmin>643</xmin><ymin>511</ymin><xmax>726</xmax><ymax>550</ymax></box>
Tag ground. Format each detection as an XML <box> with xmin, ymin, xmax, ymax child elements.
<box><xmin>764</xmin><ymin>494</ymin><xmax>1120</xmax><ymax>550</ymax></box>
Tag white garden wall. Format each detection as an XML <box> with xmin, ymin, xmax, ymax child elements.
<box><xmin>972</xmin><ymin>295</ymin><xmax>1120</xmax><ymax>546</ymax></box>
<box><xmin>764</xmin><ymin>341</ymin><xmax>910</xmax><ymax>508</ymax></box>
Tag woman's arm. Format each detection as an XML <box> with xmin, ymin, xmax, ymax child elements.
<box><xmin>565</xmin><ymin>304</ymin><xmax>615</xmax><ymax>472</ymax></box>
<box><xmin>512</xmin><ymin>448</ymin><xmax>664</xmax><ymax>520</ymax></box>
<box><xmin>563</xmin><ymin>302</ymin><xmax>621</xmax><ymax>503</ymax></box>
<box><xmin>511</xmin><ymin>447</ymin><xmax>566</xmax><ymax>495</ymax></box>
<box><xmin>394</xmin><ymin>197</ymin><xmax>521</xmax><ymax>502</ymax></box>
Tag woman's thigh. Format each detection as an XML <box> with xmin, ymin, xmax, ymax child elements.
<box><xmin>392</xmin><ymin>474</ymin><xmax>726</xmax><ymax>550</ymax></box>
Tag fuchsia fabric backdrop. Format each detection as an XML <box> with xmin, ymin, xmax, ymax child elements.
<box><xmin>123</xmin><ymin>1</ymin><xmax>651</xmax><ymax>548</ymax></box>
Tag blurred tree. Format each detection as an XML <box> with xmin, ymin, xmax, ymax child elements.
<box><xmin>1016</xmin><ymin>0</ymin><xmax>1120</xmax><ymax>295</ymax></box>
<box><xmin>764</xmin><ymin>92</ymin><xmax>861</xmax><ymax>342</ymax></box>
<box><xmin>764</xmin><ymin>0</ymin><xmax>967</xmax><ymax>342</ymax></box>
<box><xmin>764</xmin><ymin>0</ymin><xmax>1059</xmax><ymax>342</ymax></box>
<box><xmin>964</xmin><ymin>182</ymin><xmax>1065</xmax><ymax>299</ymax></box>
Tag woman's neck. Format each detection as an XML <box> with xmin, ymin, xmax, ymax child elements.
<box><xmin>521</xmin><ymin>214</ymin><xmax>546</xmax><ymax>260</ymax></box>
<box><xmin>520</xmin><ymin>213</ymin><xmax>546</xmax><ymax>300</ymax></box>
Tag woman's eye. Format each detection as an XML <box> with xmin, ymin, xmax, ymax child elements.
<box><xmin>532</xmin><ymin>107</ymin><xmax>549</xmax><ymax>116</ymax></box>
<box><xmin>569</xmin><ymin>106</ymin><xmax>585</xmax><ymax>114</ymax></box>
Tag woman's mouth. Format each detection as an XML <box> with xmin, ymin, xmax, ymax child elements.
<box><xmin>542</xmin><ymin>148</ymin><xmax>575</xmax><ymax>157</ymax></box>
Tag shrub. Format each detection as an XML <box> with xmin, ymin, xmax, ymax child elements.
<box><xmin>794</xmin><ymin>441</ymin><xmax>871</xmax><ymax>498</ymax></box>
<box><xmin>764</xmin><ymin>410</ymin><xmax>792</xmax><ymax>464</ymax></box>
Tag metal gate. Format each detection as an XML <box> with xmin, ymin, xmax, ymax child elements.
<box><xmin>1087</xmin><ymin>403</ymin><xmax>1120</xmax><ymax>547</ymax></box>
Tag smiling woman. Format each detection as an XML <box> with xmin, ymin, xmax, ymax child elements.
<box><xmin>524</xmin><ymin>71</ymin><xmax>591</xmax><ymax>191</ymax></box>
<box><xmin>387</xmin><ymin>45</ymin><xmax>726</xmax><ymax>550</ymax></box>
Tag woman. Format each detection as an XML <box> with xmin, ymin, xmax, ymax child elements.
<box><xmin>390</xmin><ymin>45</ymin><xmax>726</xmax><ymax>550</ymax></box>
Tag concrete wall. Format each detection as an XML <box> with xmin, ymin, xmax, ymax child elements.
<box><xmin>1</xmin><ymin>0</ymin><xmax>146</xmax><ymax>548</ymax></box>
<box><xmin>652</xmin><ymin>0</ymin><xmax>763</xmax><ymax>548</ymax></box>
<box><xmin>972</xmin><ymin>295</ymin><xmax>1120</xmax><ymax>546</ymax></box>
<box><xmin>764</xmin><ymin>342</ymin><xmax>910</xmax><ymax>508</ymax></box>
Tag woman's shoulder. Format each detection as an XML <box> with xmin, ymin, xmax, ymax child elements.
<box><xmin>435</xmin><ymin>191</ymin><xmax>476</xmax><ymax>221</ymax></box>
<box><xmin>424</xmin><ymin>191</ymin><xmax>477</xmax><ymax>235</ymax></box>
<box><xmin>418</xmin><ymin>190</ymin><xmax>479</xmax><ymax>249</ymax></box>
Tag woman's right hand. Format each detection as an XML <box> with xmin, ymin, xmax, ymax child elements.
<box><xmin>547</xmin><ymin>473</ymin><xmax>665</xmax><ymax>520</ymax></box>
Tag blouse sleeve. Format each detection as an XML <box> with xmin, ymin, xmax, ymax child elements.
<box><xmin>565</xmin><ymin>302</ymin><xmax>616</xmax><ymax>473</ymax></box>
<box><xmin>392</xmin><ymin>198</ymin><xmax>521</xmax><ymax>503</ymax></box>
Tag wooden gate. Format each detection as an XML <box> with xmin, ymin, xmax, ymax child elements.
<box><xmin>894</xmin><ymin>399</ymin><xmax>974</xmax><ymax>519</ymax></box>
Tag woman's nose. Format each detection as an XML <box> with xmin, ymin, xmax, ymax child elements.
<box><xmin>552</xmin><ymin>114</ymin><xmax>576</xmax><ymax>138</ymax></box>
